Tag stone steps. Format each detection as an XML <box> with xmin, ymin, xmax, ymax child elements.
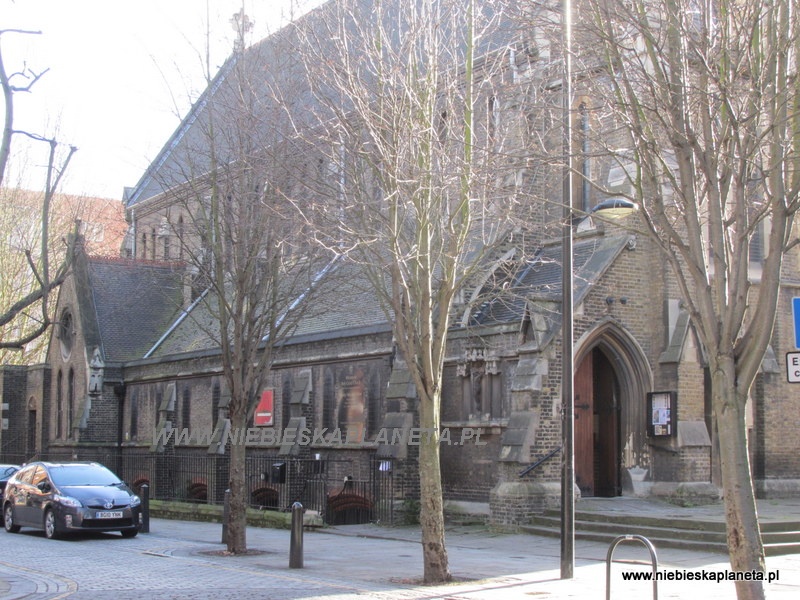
<box><xmin>521</xmin><ymin>509</ymin><xmax>800</xmax><ymax>556</ymax></box>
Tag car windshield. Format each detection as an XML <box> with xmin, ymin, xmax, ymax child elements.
<box><xmin>48</xmin><ymin>465</ymin><xmax>122</xmax><ymax>487</ymax></box>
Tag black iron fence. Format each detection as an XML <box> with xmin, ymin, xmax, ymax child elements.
<box><xmin>1</xmin><ymin>449</ymin><xmax>397</xmax><ymax>525</ymax></box>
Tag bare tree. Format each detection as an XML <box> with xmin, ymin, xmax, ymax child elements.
<box><xmin>292</xmin><ymin>0</ymin><xmax>518</xmax><ymax>583</ymax></box>
<box><xmin>139</xmin><ymin>12</ymin><xmax>336</xmax><ymax>554</ymax></box>
<box><xmin>0</xmin><ymin>189</ymin><xmax>120</xmax><ymax>364</ymax></box>
<box><xmin>0</xmin><ymin>29</ymin><xmax>77</xmax><ymax>356</ymax></box>
<box><xmin>576</xmin><ymin>2</ymin><xmax>800</xmax><ymax>598</ymax></box>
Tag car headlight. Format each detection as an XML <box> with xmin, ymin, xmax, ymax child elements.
<box><xmin>54</xmin><ymin>494</ymin><xmax>82</xmax><ymax>508</ymax></box>
<box><xmin>129</xmin><ymin>495</ymin><xmax>141</xmax><ymax>508</ymax></box>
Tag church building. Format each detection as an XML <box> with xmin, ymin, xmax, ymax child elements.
<box><xmin>3</xmin><ymin>0</ymin><xmax>798</xmax><ymax>526</ymax></box>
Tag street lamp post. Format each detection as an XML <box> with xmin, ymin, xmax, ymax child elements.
<box><xmin>560</xmin><ymin>0</ymin><xmax>575</xmax><ymax>581</ymax></box>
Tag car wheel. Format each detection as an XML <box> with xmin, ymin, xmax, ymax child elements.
<box><xmin>44</xmin><ymin>509</ymin><xmax>60</xmax><ymax>539</ymax></box>
<box><xmin>3</xmin><ymin>504</ymin><xmax>20</xmax><ymax>533</ymax></box>
<box><xmin>120</xmin><ymin>528</ymin><xmax>138</xmax><ymax>538</ymax></box>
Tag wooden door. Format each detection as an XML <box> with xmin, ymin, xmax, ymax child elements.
<box><xmin>594</xmin><ymin>350</ymin><xmax>620</xmax><ymax>496</ymax></box>
<box><xmin>574</xmin><ymin>355</ymin><xmax>594</xmax><ymax>496</ymax></box>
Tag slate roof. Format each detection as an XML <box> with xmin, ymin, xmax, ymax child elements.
<box><xmin>147</xmin><ymin>256</ymin><xmax>391</xmax><ymax>360</ymax></box>
<box><xmin>124</xmin><ymin>0</ymin><xmax>533</xmax><ymax>209</ymax></box>
<box><xmin>288</xmin><ymin>258</ymin><xmax>391</xmax><ymax>342</ymax></box>
<box><xmin>85</xmin><ymin>257</ymin><xmax>185</xmax><ymax>362</ymax></box>
<box><xmin>470</xmin><ymin>233</ymin><xmax>633</xmax><ymax>325</ymax></box>
<box><xmin>144</xmin><ymin>289</ymin><xmax>220</xmax><ymax>358</ymax></box>
<box><xmin>82</xmin><ymin>232</ymin><xmax>630</xmax><ymax>363</ymax></box>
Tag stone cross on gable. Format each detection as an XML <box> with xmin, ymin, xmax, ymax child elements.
<box><xmin>231</xmin><ymin>8</ymin><xmax>253</xmax><ymax>52</ymax></box>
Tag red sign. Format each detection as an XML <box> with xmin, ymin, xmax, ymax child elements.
<box><xmin>254</xmin><ymin>390</ymin><xmax>274</xmax><ymax>426</ymax></box>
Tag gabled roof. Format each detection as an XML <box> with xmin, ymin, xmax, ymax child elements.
<box><xmin>288</xmin><ymin>258</ymin><xmax>391</xmax><ymax>342</ymax></box>
<box><xmin>145</xmin><ymin>256</ymin><xmax>391</xmax><ymax>360</ymax></box>
<box><xmin>469</xmin><ymin>233</ymin><xmax>634</xmax><ymax>325</ymax></box>
<box><xmin>124</xmin><ymin>0</ymin><xmax>531</xmax><ymax>209</ymax></box>
<box><xmin>123</xmin><ymin>57</ymin><xmax>235</xmax><ymax>207</ymax></box>
<box><xmin>124</xmin><ymin>3</ymin><xmax>320</xmax><ymax>209</ymax></box>
<box><xmin>76</xmin><ymin>232</ymin><xmax>631</xmax><ymax>365</ymax></box>
<box><xmin>82</xmin><ymin>257</ymin><xmax>185</xmax><ymax>362</ymax></box>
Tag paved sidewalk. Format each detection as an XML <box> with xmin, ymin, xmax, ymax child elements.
<box><xmin>143</xmin><ymin>507</ymin><xmax>800</xmax><ymax>599</ymax></box>
<box><xmin>575</xmin><ymin>495</ymin><xmax>800</xmax><ymax>526</ymax></box>
<box><xmin>1</xmin><ymin>497</ymin><xmax>798</xmax><ymax>599</ymax></box>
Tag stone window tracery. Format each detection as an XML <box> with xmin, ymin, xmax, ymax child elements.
<box><xmin>459</xmin><ymin>348</ymin><xmax>503</xmax><ymax>421</ymax></box>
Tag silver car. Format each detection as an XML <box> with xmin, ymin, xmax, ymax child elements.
<box><xmin>0</xmin><ymin>464</ymin><xmax>19</xmax><ymax>506</ymax></box>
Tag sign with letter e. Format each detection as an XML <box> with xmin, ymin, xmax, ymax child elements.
<box><xmin>787</xmin><ymin>352</ymin><xmax>800</xmax><ymax>383</ymax></box>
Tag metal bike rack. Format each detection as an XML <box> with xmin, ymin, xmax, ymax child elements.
<box><xmin>606</xmin><ymin>534</ymin><xmax>658</xmax><ymax>600</ymax></box>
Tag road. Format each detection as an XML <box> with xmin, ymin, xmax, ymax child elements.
<box><xmin>1</xmin><ymin>516</ymin><xmax>799</xmax><ymax>599</ymax></box>
<box><xmin>0</xmin><ymin>519</ymin><xmax>403</xmax><ymax>600</ymax></box>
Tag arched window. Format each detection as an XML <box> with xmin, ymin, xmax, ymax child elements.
<box><xmin>282</xmin><ymin>372</ymin><xmax>292</xmax><ymax>430</ymax></box>
<box><xmin>212</xmin><ymin>381</ymin><xmax>221</xmax><ymax>431</ymax></box>
<box><xmin>181</xmin><ymin>386</ymin><xmax>191</xmax><ymax>431</ymax></box>
<box><xmin>323</xmin><ymin>368</ymin><xmax>335</xmax><ymax>431</ymax></box>
<box><xmin>67</xmin><ymin>368</ymin><xmax>75</xmax><ymax>439</ymax></box>
<box><xmin>56</xmin><ymin>370</ymin><xmax>63</xmax><ymax>439</ymax></box>
<box><xmin>579</xmin><ymin>101</ymin><xmax>591</xmax><ymax>212</ymax></box>
<box><xmin>59</xmin><ymin>310</ymin><xmax>74</xmax><ymax>360</ymax></box>
<box><xmin>130</xmin><ymin>390</ymin><xmax>139</xmax><ymax>440</ymax></box>
<box><xmin>178</xmin><ymin>216</ymin><xmax>185</xmax><ymax>260</ymax></box>
<box><xmin>368</xmin><ymin>370</ymin><xmax>382</xmax><ymax>439</ymax></box>
<box><xmin>141</xmin><ymin>232</ymin><xmax>147</xmax><ymax>259</ymax></box>
<box><xmin>569</xmin><ymin>97</ymin><xmax>594</xmax><ymax>214</ymax></box>
<box><xmin>487</xmin><ymin>94</ymin><xmax>498</xmax><ymax>148</ymax></box>
<box><xmin>437</xmin><ymin>109</ymin><xmax>449</xmax><ymax>144</ymax></box>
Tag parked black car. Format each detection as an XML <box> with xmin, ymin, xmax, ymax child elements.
<box><xmin>3</xmin><ymin>461</ymin><xmax>141</xmax><ymax>539</ymax></box>
<box><xmin>0</xmin><ymin>464</ymin><xmax>19</xmax><ymax>504</ymax></box>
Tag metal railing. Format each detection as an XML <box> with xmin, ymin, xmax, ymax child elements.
<box><xmin>1</xmin><ymin>449</ymin><xmax>397</xmax><ymax>525</ymax></box>
<box><xmin>519</xmin><ymin>446</ymin><xmax>562</xmax><ymax>477</ymax></box>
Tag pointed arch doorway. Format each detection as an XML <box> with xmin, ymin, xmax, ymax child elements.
<box><xmin>575</xmin><ymin>348</ymin><xmax>620</xmax><ymax>496</ymax></box>
<box><xmin>573</xmin><ymin>324</ymin><xmax>651</xmax><ymax>497</ymax></box>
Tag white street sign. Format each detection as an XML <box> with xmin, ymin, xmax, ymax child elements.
<box><xmin>786</xmin><ymin>352</ymin><xmax>800</xmax><ymax>383</ymax></box>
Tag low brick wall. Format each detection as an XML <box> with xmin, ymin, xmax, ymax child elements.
<box><xmin>148</xmin><ymin>500</ymin><xmax>296</xmax><ymax>529</ymax></box>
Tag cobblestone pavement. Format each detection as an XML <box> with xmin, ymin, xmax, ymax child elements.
<box><xmin>0</xmin><ymin>514</ymin><xmax>798</xmax><ymax>599</ymax></box>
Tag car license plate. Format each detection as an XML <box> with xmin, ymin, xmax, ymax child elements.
<box><xmin>96</xmin><ymin>511</ymin><xmax>123</xmax><ymax>519</ymax></box>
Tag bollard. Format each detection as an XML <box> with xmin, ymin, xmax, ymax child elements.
<box><xmin>139</xmin><ymin>484</ymin><xmax>150</xmax><ymax>533</ymax></box>
<box><xmin>289</xmin><ymin>501</ymin><xmax>304</xmax><ymax>568</ymax></box>
<box><xmin>221</xmin><ymin>489</ymin><xmax>231</xmax><ymax>544</ymax></box>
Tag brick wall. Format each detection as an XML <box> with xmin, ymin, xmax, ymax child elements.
<box><xmin>24</xmin><ymin>364</ymin><xmax>51</xmax><ymax>458</ymax></box>
<box><xmin>0</xmin><ymin>366</ymin><xmax>27</xmax><ymax>460</ymax></box>
<box><xmin>652</xmin><ymin>445</ymin><xmax>711</xmax><ymax>483</ymax></box>
<box><xmin>440</xmin><ymin>427</ymin><xmax>502</xmax><ymax>502</ymax></box>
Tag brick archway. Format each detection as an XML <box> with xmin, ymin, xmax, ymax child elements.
<box><xmin>575</xmin><ymin>320</ymin><xmax>652</xmax><ymax>496</ymax></box>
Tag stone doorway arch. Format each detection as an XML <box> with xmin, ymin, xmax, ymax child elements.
<box><xmin>574</xmin><ymin>320</ymin><xmax>652</xmax><ymax>497</ymax></box>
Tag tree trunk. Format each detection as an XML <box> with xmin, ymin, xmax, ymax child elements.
<box><xmin>714</xmin><ymin>361</ymin><xmax>766</xmax><ymax>600</ymax></box>
<box><xmin>418</xmin><ymin>391</ymin><xmax>450</xmax><ymax>584</ymax></box>
<box><xmin>226</xmin><ymin>414</ymin><xmax>248</xmax><ymax>554</ymax></box>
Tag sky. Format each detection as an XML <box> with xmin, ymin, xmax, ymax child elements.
<box><xmin>2</xmin><ymin>0</ymin><xmax>325</xmax><ymax>200</ymax></box>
